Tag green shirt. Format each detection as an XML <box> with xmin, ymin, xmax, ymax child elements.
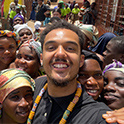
<box><xmin>72</xmin><ymin>8</ymin><xmax>80</xmax><ymax>14</ymax></box>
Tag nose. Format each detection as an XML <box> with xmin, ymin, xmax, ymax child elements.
<box><xmin>85</xmin><ymin>77</ymin><xmax>99</xmax><ymax>88</ymax></box>
<box><xmin>104</xmin><ymin>83</ymin><xmax>116</xmax><ymax>92</ymax></box>
<box><xmin>4</xmin><ymin>49</ymin><xmax>10</xmax><ymax>54</ymax></box>
<box><xmin>54</xmin><ymin>46</ymin><xmax>67</xmax><ymax>58</ymax></box>
<box><xmin>18</xmin><ymin>97</ymin><xmax>29</xmax><ymax>107</ymax></box>
<box><xmin>19</xmin><ymin>58</ymin><xmax>26</xmax><ymax>63</ymax></box>
<box><xmin>103</xmin><ymin>50</ymin><xmax>107</xmax><ymax>56</ymax></box>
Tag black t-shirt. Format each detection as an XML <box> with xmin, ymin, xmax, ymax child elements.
<box><xmin>36</xmin><ymin>4</ymin><xmax>49</xmax><ymax>21</ymax></box>
<box><xmin>32</xmin><ymin>76</ymin><xmax>116</xmax><ymax>124</ymax></box>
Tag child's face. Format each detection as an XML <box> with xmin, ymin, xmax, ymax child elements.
<box><xmin>12</xmin><ymin>7</ymin><xmax>15</xmax><ymax>11</ymax></box>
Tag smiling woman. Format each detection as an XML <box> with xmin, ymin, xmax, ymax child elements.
<box><xmin>0</xmin><ymin>30</ymin><xmax>20</xmax><ymax>71</ymax></box>
<box><xmin>103</xmin><ymin>59</ymin><xmax>124</xmax><ymax>110</ymax></box>
<box><xmin>0</xmin><ymin>68</ymin><xmax>35</xmax><ymax>124</ymax></box>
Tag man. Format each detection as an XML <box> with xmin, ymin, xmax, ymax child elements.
<box><xmin>36</xmin><ymin>0</ymin><xmax>50</xmax><ymax>21</ymax></box>
<box><xmin>103</xmin><ymin>36</ymin><xmax>124</xmax><ymax>67</ymax></box>
<box><xmin>28</xmin><ymin>20</ymin><xmax>113</xmax><ymax>124</ymax></box>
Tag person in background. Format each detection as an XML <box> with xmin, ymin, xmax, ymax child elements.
<box><xmin>82</xmin><ymin>1</ymin><xmax>93</xmax><ymax>24</ymax></box>
<box><xmin>0</xmin><ymin>30</ymin><xmax>20</xmax><ymax>71</ymax></box>
<box><xmin>13</xmin><ymin>14</ymin><xmax>25</xmax><ymax>27</ymax></box>
<box><xmin>14</xmin><ymin>39</ymin><xmax>44</xmax><ymax>79</ymax></box>
<box><xmin>9</xmin><ymin>2</ymin><xmax>17</xmax><ymax>30</ymax></box>
<box><xmin>57</xmin><ymin>1</ymin><xmax>66</xmax><ymax>19</ymax></box>
<box><xmin>34</xmin><ymin>21</ymin><xmax>42</xmax><ymax>41</ymax></box>
<box><xmin>36</xmin><ymin>0</ymin><xmax>50</xmax><ymax>22</ymax></box>
<box><xmin>52</xmin><ymin>8</ymin><xmax>61</xmax><ymax>18</ymax></box>
<box><xmin>14</xmin><ymin>24</ymin><xmax>34</xmax><ymax>46</ymax></box>
<box><xmin>103</xmin><ymin>36</ymin><xmax>124</xmax><ymax>67</ymax></box>
<box><xmin>89</xmin><ymin>32</ymin><xmax>116</xmax><ymax>56</ymax></box>
<box><xmin>0</xmin><ymin>68</ymin><xmax>35</xmax><ymax>124</ymax></box>
<box><xmin>30</xmin><ymin>0</ymin><xmax>38</xmax><ymax>20</ymax></box>
<box><xmin>43</xmin><ymin>10</ymin><xmax>51</xmax><ymax>26</ymax></box>
<box><xmin>71</xmin><ymin>3</ymin><xmax>80</xmax><ymax>24</ymax></box>
<box><xmin>89</xmin><ymin>2</ymin><xmax>98</xmax><ymax>25</ymax></box>
<box><xmin>8</xmin><ymin>0</ymin><xmax>21</xmax><ymax>18</ymax></box>
<box><xmin>70</xmin><ymin>0</ymin><xmax>76</xmax><ymax>10</ymax></box>
<box><xmin>64</xmin><ymin>3</ymin><xmax>71</xmax><ymax>21</ymax></box>
<box><xmin>28</xmin><ymin>20</ymin><xmax>112</xmax><ymax>124</ymax></box>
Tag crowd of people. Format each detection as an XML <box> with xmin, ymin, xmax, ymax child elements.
<box><xmin>0</xmin><ymin>0</ymin><xmax>124</xmax><ymax>124</ymax></box>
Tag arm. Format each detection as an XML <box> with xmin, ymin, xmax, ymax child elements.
<box><xmin>102</xmin><ymin>108</ymin><xmax>124</xmax><ymax>124</ymax></box>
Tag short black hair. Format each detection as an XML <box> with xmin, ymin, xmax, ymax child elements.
<box><xmin>53</xmin><ymin>8</ymin><xmax>61</xmax><ymax>15</ymax></box>
<box><xmin>40</xmin><ymin>20</ymin><xmax>85</xmax><ymax>53</ymax></box>
<box><xmin>50</xmin><ymin>17</ymin><xmax>61</xmax><ymax>23</ymax></box>
<box><xmin>110</xmin><ymin>36</ymin><xmax>124</xmax><ymax>54</ymax></box>
<box><xmin>82</xmin><ymin>50</ymin><xmax>103</xmax><ymax>69</ymax></box>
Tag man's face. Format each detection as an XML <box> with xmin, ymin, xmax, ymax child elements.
<box><xmin>41</xmin><ymin>28</ymin><xmax>84</xmax><ymax>86</ymax></box>
<box><xmin>103</xmin><ymin>41</ymin><xmax>121</xmax><ymax>66</ymax></box>
<box><xmin>14</xmin><ymin>0</ymin><xmax>18</xmax><ymax>5</ymax></box>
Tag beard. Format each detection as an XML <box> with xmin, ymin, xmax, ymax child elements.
<box><xmin>47</xmin><ymin>73</ymin><xmax>77</xmax><ymax>87</ymax></box>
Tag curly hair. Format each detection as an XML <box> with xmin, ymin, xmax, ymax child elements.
<box><xmin>40</xmin><ymin>20</ymin><xmax>85</xmax><ymax>53</ymax></box>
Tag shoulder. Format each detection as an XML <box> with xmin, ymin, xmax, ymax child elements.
<box><xmin>33</xmin><ymin>75</ymin><xmax>47</xmax><ymax>99</ymax></box>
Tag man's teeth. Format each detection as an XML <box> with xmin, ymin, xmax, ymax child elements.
<box><xmin>53</xmin><ymin>64</ymin><xmax>67</xmax><ymax>68</ymax></box>
<box><xmin>88</xmin><ymin>90</ymin><xmax>98</xmax><ymax>93</ymax></box>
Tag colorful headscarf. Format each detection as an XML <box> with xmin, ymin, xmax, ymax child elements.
<box><xmin>0</xmin><ymin>68</ymin><xmax>35</xmax><ymax>103</ymax></box>
<box><xmin>13</xmin><ymin>13</ymin><xmax>24</xmax><ymax>23</ymax></box>
<box><xmin>103</xmin><ymin>59</ymin><xmax>124</xmax><ymax>75</ymax></box>
<box><xmin>76</xmin><ymin>24</ymin><xmax>99</xmax><ymax>46</ymax></box>
<box><xmin>19</xmin><ymin>39</ymin><xmax>42</xmax><ymax>59</ymax></box>
<box><xmin>0</xmin><ymin>30</ymin><xmax>21</xmax><ymax>46</ymax></box>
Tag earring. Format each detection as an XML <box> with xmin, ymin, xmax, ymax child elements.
<box><xmin>0</xmin><ymin>104</ymin><xmax>2</xmax><ymax>118</ymax></box>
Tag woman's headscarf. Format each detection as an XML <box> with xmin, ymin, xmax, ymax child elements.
<box><xmin>89</xmin><ymin>32</ymin><xmax>116</xmax><ymax>55</ymax></box>
<box><xmin>103</xmin><ymin>59</ymin><xmax>124</xmax><ymax>75</ymax></box>
<box><xmin>76</xmin><ymin>24</ymin><xmax>99</xmax><ymax>47</ymax></box>
<box><xmin>14</xmin><ymin>23</ymin><xmax>34</xmax><ymax>38</ymax></box>
<box><xmin>13</xmin><ymin>13</ymin><xmax>24</xmax><ymax>23</ymax></box>
<box><xmin>0</xmin><ymin>30</ymin><xmax>20</xmax><ymax>46</ymax></box>
<box><xmin>0</xmin><ymin>68</ymin><xmax>35</xmax><ymax>103</ymax></box>
<box><xmin>19</xmin><ymin>39</ymin><xmax>42</xmax><ymax>60</ymax></box>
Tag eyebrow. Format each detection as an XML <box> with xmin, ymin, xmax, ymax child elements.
<box><xmin>115</xmin><ymin>77</ymin><xmax>124</xmax><ymax>80</ymax></box>
<box><xmin>45</xmin><ymin>40</ymin><xmax>78</xmax><ymax>47</ymax></box>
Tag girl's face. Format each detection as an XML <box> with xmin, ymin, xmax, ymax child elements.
<box><xmin>2</xmin><ymin>87</ymin><xmax>33</xmax><ymax>123</ymax></box>
<box><xmin>104</xmin><ymin>70</ymin><xmax>124</xmax><ymax>110</ymax></box>
<box><xmin>78</xmin><ymin>59</ymin><xmax>103</xmax><ymax>100</ymax></box>
<box><xmin>0</xmin><ymin>37</ymin><xmax>17</xmax><ymax>65</ymax></box>
<box><xmin>15</xmin><ymin>46</ymin><xmax>40</xmax><ymax>79</ymax></box>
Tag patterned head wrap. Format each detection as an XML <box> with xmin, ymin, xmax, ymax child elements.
<box><xmin>19</xmin><ymin>39</ymin><xmax>42</xmax><ymax>59</ymax></box>
<box><xmin>0</xmin><ymin>68</ymin><xmax>35</xmax><ymax>103</ymax></box>
<box><xmin>103</xmin><ymin>59</ymin><xmax>124</xmax><ymax>75</ymax></box>
<box><xmin>76</xmin><ymin>24</ymin><xmax>99</xmax><ymax>46</ymax></box>
<box><xmin>0</xmin><ymin>30</ymin><xmax>21</xmax><ymax>46</ymax></box>
<box><xmin>13</xmin><ymin>13</ymin><xmax>24</xmax><ymax>23</ymax></box>
<box><xmin>14</xmin><ymin>24</ymin><xmax>34</xmax><ymax>38</ymax></box>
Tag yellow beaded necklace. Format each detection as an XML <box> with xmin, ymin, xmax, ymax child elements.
<box><xmin>27</xmin><ymin>81</ymin><xmax>82</xmax><ymax>124</ymax></box>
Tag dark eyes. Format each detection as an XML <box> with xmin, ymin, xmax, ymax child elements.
<box><xmin>79</xmin><ymin>73</ymin><xmax>102</xmax><ymax>79</ymax></box>
<box><xmin>16</xmin><ymin>54</ymin><xmax>34</xmax><ymax>60</ymax></box>
<box><xmin>19</xmin><ymin>32</ymin><xmax>32</xmax><ymax>37</ymax></box>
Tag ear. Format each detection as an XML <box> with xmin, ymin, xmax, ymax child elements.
<box><xmin>79</xmin><ymin>54</ymin><xmax>85</xmax><ymax>68</ymax></box>
<box><xmin>40</xmin><ymin>53</ymin><xmax>43</xmax><ymax>66</ymax></box>
<box><xmin>119</xmin><ymin>54</ymin><xmax>124</xmax><ymax>63</ymax></box>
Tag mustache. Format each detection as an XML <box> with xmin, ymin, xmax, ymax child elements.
<box><xmin>50</xmin><ymin>58</ymin><xmax>68</xmax><ymax>63</ymax></box>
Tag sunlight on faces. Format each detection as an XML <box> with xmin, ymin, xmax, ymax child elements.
<box><xmin>41</xmin><ymin>29</ymin><xmax>84</xmax><ymax>86</ymax></box>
